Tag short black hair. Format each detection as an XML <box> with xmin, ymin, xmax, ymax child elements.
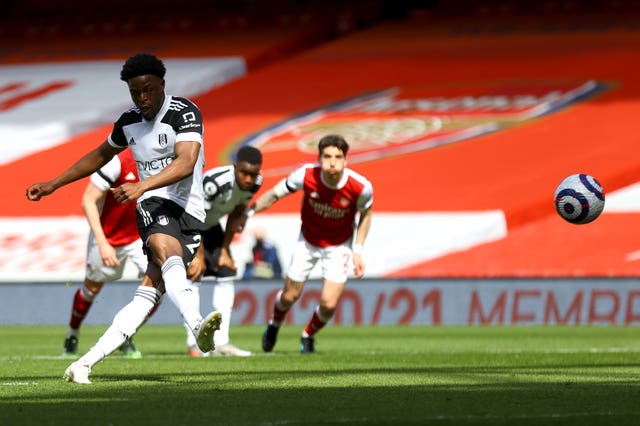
<box><xmin>120</xmin><ymin>53</ymin><xmax>166</xmax><ymax>82</ymax></box>
<box><xmin>318</xmin><ymin>134</ymin><xmax>349</xmax><ymax>156</ymax></box>
<box><xmin>236</xmin><ymin>146</ymin><xmax>262</xmax><ymax>165</ymax></box>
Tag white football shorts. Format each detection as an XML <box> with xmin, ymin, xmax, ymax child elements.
<box><xmin>286</xmin><ymin>234</ymin><xmax>352</xmax><ymax>283</ymax></box>
<box><xmin>85</xmin><ymin>234</ymin><xmax>147</xmax><ymax>282</ymax></box>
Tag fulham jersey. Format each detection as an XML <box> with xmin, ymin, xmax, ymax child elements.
<box><xmin>278</xmin><ymin>164</ymin><xmax>373</xmax><ymax>248</ymax></box>
<box><xmin>202</xmin><ymin>165</ymin><xmax>262</xmax><ymax>230</ymax></box>
<box><xmin>107</xmin><ymin>95</ymin><xmax>206</xmax><ymax>222</ymax></box>
<box><xmin>90</xmin><ymin>150</ymin><xmax>140</xmax><ymax>247</ymax></box>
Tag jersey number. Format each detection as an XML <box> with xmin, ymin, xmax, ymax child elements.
<box><xmin>186</xmin><ymin>234</ymin><xmax>202</xmax><ymax>255</ymax></box>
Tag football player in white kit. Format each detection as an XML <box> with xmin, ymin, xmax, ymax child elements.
<box><xmin>234</xmin><ymin>134</ymin><xmax>373</xmax><ymax>354</ymax></box>
<box><xmin>26</xmin><ymin>53</ymin><xmax>221</xmax><ymax>383</ymax></box>
<box><xmin>185</xmin><ymin>146</ymin><xmax>262</xmax><ymax>357</ymax></box>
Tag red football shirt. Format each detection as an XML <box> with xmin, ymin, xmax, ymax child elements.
<box><xmin>90</xmin><ymin>150</ymin><xmax>140</xmax><ymax>247</ymax></box>
<box><xmin>283</xmin><ymin>164</ymin><xmax>373</xmax><ymax>248</ymax></box>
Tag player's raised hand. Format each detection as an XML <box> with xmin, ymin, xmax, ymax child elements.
<box><xmin>26</xmin><ymin>182</ymin><xmax>55</xmax><ymax>201</ymax></box>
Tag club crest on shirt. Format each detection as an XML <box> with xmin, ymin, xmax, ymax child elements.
<box><xmin>158</xmin><ymin>133</ymin><xmax>168</xmax><ymax>148</ymax></box>
<box><xmin>156</xmin><ymin>215</ymin><xmax>169</xmax><ymax>226</ymax></box>
<box><xmin>339</xmin><ymin>197</ymin><xmax>351</xmax><ymax>207</ymax></box>
<box><xmin>234</xmin><ymin>79</ymin><xmax>611</xmax><ymax>177</ymax></box>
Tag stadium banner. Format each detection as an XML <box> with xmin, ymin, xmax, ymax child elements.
<box><xmin>234</xmin><ymin>279</ymin><xmax>640</xmax><ymax>326</ymax></box>
<box><xmin>1</xmin><ymin>278</ymin><xmax>639</xmax><ymax>326</ymax></box>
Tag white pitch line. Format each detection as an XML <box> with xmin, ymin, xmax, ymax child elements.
<box><xmin>0</xmin><ymin>381</ymin><xmax>38</xmax><ymax>386</ymax></box>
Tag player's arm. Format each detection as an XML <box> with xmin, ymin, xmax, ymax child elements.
<box><xmin>187</xmin><ymin>243</ymin><xmax>206</xmax><ymax>282</ymax></box>
<box><xmin>247</xmin><ymin>177</ymin><xmax>293</xmax><ymax>215</ymax></box>
<box><xmin>224</xmin><ymin>205</ymin><xmax>247</xmax><ymax>250</ymax></box>
<box><xmin>352</xmin><ymin>207</ymin><xmax>372</xmax><ymax>279</ymax></box>
<box><xmin>229</xmin><ymin>180</ymin><xmax>292</xmax><ymax>233</ymax></box>
<box><xmin>249</xmin><ymin>188</ymin><xmax>280</xmax><ymax>213</ymax></box>
<box><xmin>112</xmin><ymin>140</ymin><xmax>199</xmax><ymax>203</ymax></box>
<box><xmin>247</xmin><ymin>165</ymin><xmax>307</xmax><ymax>216</ymax></box>
<box><xmin>26</xmin><ymin>141</ymin><xmax>120</xmax><ymax>201</ymax></box>
<box><xmin>354</xmin><ymin>208</ymin><xmax>372</xmax><ymax>248</ymax></box>
<box><xmin>217</xmin><ymin>204</ymin><xmax>247</xmax><ymax>271</ymax></box>
<box><xmin>82</xmin><ymin>182</ymin><xmax>120</xmax><ymax>268</ymax></box>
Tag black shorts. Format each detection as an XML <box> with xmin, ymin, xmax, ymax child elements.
<box><xmin>136</xmin><ymin>197</ymin><xmax>204</xmax><ymax>266</ymax></box>
<box><xmin>202</xmin><ymin>224</ymin><xmax>236</xmax><ymax>279</ymax></box>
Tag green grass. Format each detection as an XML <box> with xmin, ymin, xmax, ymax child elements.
<box><xmin>1</xmin><ymin>325</ymin><xmax>640</xmax><ymax>425</ymax></box>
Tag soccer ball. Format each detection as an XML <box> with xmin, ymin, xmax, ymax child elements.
<box><xmin>554</xmin><ymin>173</ymin><xmax>605</xmax><ymax>224</ymax></box>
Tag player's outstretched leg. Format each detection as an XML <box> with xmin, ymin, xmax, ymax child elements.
<box><xmin>62</xmin><ymin>286</ymin><xmax>160</xmax><ymax>384</ymax></box>
<box><xmin>195</xmin><ymin>311</ymin><xmax>222</xmax><ymax>353</ymax></box>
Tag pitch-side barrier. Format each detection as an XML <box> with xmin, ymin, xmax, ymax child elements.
<box><xmin>2</xmin><ymin>278</ymin><xmax>639</xmax><ymax>326</ymax></box>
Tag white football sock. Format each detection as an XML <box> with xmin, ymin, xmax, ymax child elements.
<box><xmin>183</xmin><ymin>279</ymin><xmax>201</xmax><ymax>348</ymax></box>
<box><xmin>161</xmin><ymin>256</ymin><xmax>202</xmax><ymax>333</ymax></box>
<box><xmin>78</xmin><ymin>286</ymin><xmax>160</xmax><ymax>367</ymax></box>
<box><xmin>212</xmin><ymin>280</ymin><xmax>235</xmax><ymax>346</ymax></box>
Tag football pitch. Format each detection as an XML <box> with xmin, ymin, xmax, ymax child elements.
<box><xmin>1</xmin><ymin>325</ymin><xmax>639</xmax><ymax>426</ymax></box>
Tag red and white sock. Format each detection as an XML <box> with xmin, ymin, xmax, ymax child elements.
<box><xmin>67</xmin><ymin>286</ymin><xmax>96</xmax><ymax>336</ymax></box>
<box><xmin>270</xmin><ymin>290</ymin><xmax>289</xmax><ymax>326</ymax></box>
<box><xmin>302</xmin><ymin>307</ymin><xmax>330</xmax><ymax>337</ymax></box>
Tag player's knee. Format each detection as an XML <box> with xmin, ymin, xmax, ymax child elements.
<box><xmin>147</xmin><ymin>235</ymin><xmax>182</xmax><ymax>265</ymax></box>
<box><xmin>281</xmin><ymin>290</ymin><xmax>300</xmax><ymax>305</ymax></box>
<box><xmin>320</xmin><ymin>301</ymin><xmax>338</xmax><ymax>313</ymax></box>
<box><xmin>282</xmin><ymin>282</ymin><xmax>304</xmax><ymax>302</ymax></box>
<box><xmin>84</xmin><ymin>280</ymin><xmax>104</xmax><ymax>295</ymax></box>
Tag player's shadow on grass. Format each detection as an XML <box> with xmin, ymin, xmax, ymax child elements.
<box><xmin>3</xmin><ymin>379</ymin><xmax>640</xmax><ymax>425</ymax></box>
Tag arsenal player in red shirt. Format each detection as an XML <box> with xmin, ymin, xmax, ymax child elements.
<box><xmin>237</xmin><ymin>134</ymin><xmax>373</xmax><ymax>354</ymax></box>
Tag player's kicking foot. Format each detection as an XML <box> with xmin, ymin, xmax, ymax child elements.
<box><xmin>195</xmin><ymin>311</ymin><xmax>222</xmax><ymax>353</ymax></box>
<box><xmin>300</xmin><ymin>336</ymin><xmax>315</xmax><ymax>354</ymax></box>
<box><xmin>63</xmin><ymin>361</ymin><xmax>92</xmax><ymax>384</ymax></box>
<box><xmin>262</xmin><ymin>324</ymin><xmax>280</xmax><ymax>352</ymax></box>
